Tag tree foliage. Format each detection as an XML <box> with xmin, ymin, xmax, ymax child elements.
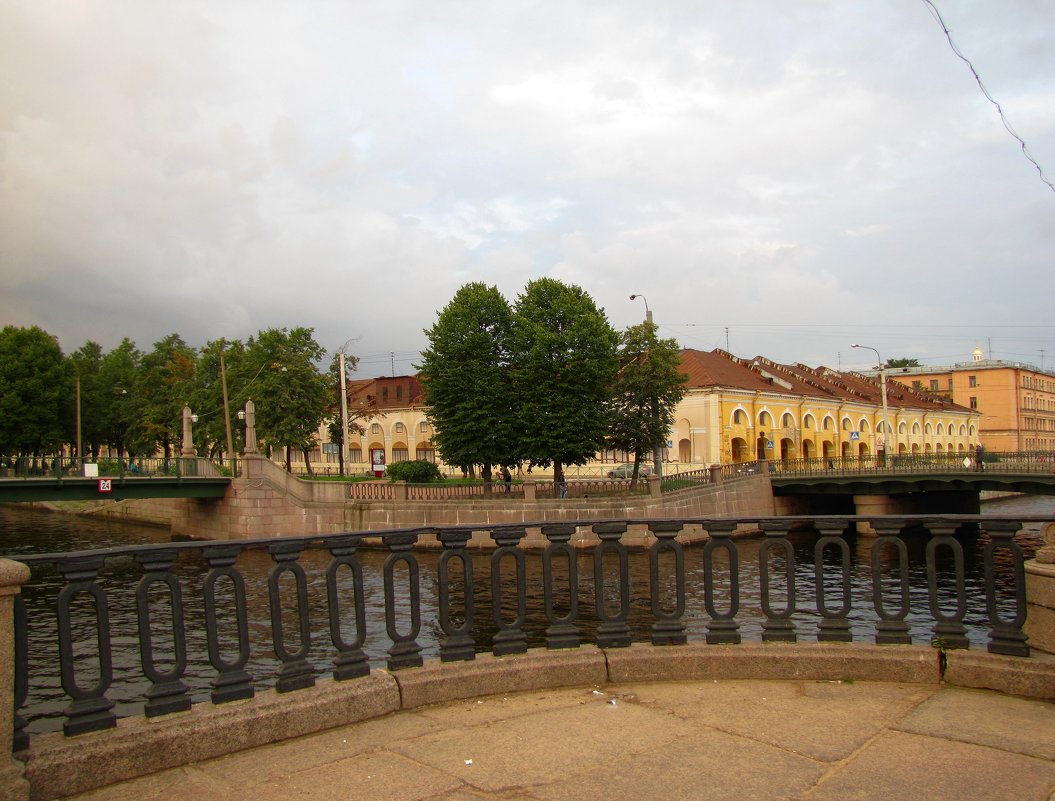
<box><xmin>138</xmin><ymin>334</ymin><xmax>197</xmax><ymax>458</ymax></box>
<box><xmin>385</xmin><ymin>459</ymin><xmax>442</xmax><ymax>483</ymax></box>
<box><xmin>419</xmin><ymin>282</ymin><xmax>518</xmax><ymax>485</ymax></box>
<box><xmin>886</xmin><ymin>357</ymin><xmax>921</xmax><ymax>368</ymax></box>
<box><xmin>245</xmin><ymin>327</ymin><xmax>329</xmax><ymax>473</ymax></box>
<box><xmin>607</xmin><ymin>321</ymin><xmax>688</xmax><ymax>480</ymax></box>
<box><xmin>0</xmin><ymin>326</ymin><xmax>70</xmax><ymax>455</ymax></box>
<box><xmin>510</xmin><ymin>278</ymin><xmax>619</xmax><ymax>479</ymax></box>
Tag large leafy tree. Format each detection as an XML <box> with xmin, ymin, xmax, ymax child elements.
<box><xmin>418</xmin><ymin>282</ymin><xmax>517</xmax><ymax>488</ymax></box>
<box><xmin>245</xmin><ymin>327</ymin><xmax>329</xmax><ymax>473</ymax></box>
<box><xmin>510</xmin><ymin>278</ymin><xmax>619</xmax><ymax>481</ymax></box>
<box><xmin>139</xmin><ymin>334</ymin><xmax>198</xmax><ymax>459</ymax></box>
<box><xmin>0</xmin><ymin>326</ymin><xmax>70</xmax><ymax>456</ymax></box>
<box><xmin>97</xmin><ymin>338</ymin><xmax>144</xmax><ymax>456</ymax></box>
<box><xmin>191</xmin><ymin>339</ymin><xmax>248</xmax><ymax>461</ymax></box>
<box><xmin>607</xmin><ymin>321</ymin><xmax>688</xmax><ymax>481</ymax></box>
<box><xmin>67</xmin><ymin>341</ymin><xmax>105</xmax><ymax>458</ymax></box>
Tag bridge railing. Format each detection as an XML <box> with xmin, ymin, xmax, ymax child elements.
<box><xmin>6</xmin><ymin>513</ymin><xmax>1038</xmax><ymax>750</ymax></box>
<box><xmin>0</xmin><ymin>455</ymin><xmax>228</xmax><ymax>480</ymax></box>
<box><xmin>768</xmin><ymin>451</ymin><xmax>1055</xmax><ymax>477</ymax></box>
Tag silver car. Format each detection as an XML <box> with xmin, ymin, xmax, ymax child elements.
<box><xmin>607</xmin><ymin>463</ymin><xmax>652</xmax><ymax>479</ymax></box>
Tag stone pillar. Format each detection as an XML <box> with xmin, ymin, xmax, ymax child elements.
<box><xmin>393</xmin><ymin>481</ymin><xmax>408</xmax><ymax>502</ymax></box>
<box><xmin>0</xmin><ymin>560</ymin><xmax>30</xmax><ymax>801</ymax></box>
<box><xmin>180</xmin><ymin>406</ymin><xmax>195</xmax><ymax>457</ymax></box>
<box><xmin>243</xmin><ymin>399</ymin><xmax>259</xmax><ymax>455</ymax></box>
<box><xmin>647</xmin><ymin>474</ymin><xmax>662</xmax><ymax>498</ymax></box>
<box><xmin>1025</xmin><ymin>523</ymin><xmax>1055</xmax><ymax>655</ymax></box>
<box><xmin>523</xmin><ymin>480</ymin><xmax>537</xmax><ymax>502</ymax></box>
<box><xmin>709</xmin><ymin>465</ymin><xmax>723</xmax><ymax>485</ymax></box>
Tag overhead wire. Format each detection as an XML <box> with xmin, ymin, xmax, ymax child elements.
<box><xmin>920</xmin><ymin>0</ymin><xmax>1055</xmax><ymax>194</ymax></box>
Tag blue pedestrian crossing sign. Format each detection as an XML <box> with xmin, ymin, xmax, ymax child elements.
<box><xmin>849</xmin><ymin>432</ymin><xmax>860</xmax><ymax>441</ymax></box>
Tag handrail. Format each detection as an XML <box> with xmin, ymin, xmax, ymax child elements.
<box><xmin>7</xmin><ymin>513</ymin><xmax>1040</xmax><ymax>748</ymax></box>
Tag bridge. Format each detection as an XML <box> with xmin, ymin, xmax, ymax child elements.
<box><xmin>766</xmin><ymin>453</ymin><xmax>1055</xmax><ymax>498</ymax></box>
<box><xmin>0</xmin><ymin>456</ymin><xmax>231</xmax><ymax>502</ymax></box>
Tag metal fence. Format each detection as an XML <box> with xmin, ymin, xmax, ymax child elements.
<box><xmin>7</xmin><ymin>513</ymin><xmax>1038</xmax><ymax>752</ymax></box>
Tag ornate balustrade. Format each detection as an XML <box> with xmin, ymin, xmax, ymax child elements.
<box><xmin>6</xmin><ymin>514</ymin><xmax>1040</xmax><ymax>751</ymax></box>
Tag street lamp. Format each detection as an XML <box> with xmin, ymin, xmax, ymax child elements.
<box><xmin>630</xmin><ymin>294</ymin><xmax>661</xmax><ymax>478</ymax></box>
<box><xmin>851</xmin><ymin>343</ymin><xmax>890</xmax><ymax>465</ymax></box>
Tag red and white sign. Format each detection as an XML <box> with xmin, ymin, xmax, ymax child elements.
<box><xmin>98</xmin><ymin>479</ymin><xmax>112</xmax><ymax>493</ymax></box>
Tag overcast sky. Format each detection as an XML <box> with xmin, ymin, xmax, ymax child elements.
<box><xmin>2</xmin><ymin>1</ymin><xmax>1053</xmax><ymax>378</ymax></box>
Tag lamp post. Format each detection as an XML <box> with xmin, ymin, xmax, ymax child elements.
<box><xmin>851</xmin><ymin>343</ymin><xmax>890</xmax><ymax>465</ymax></box>
<box><xmin>630</xmin><ymin>293</ymin><xmax>662</xmax><ymax>478</ymax></box>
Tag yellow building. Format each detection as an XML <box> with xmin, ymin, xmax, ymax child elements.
<box><xmin>885</xmin><ymin>347</ymin><xmax>1055</xmax><ymax>454</ymax></box>
<box><xmin>284</xmin><ymin>349</ymin><xmax>980</xmax><ymax>475</ymax></box>
<box><xmin>670</xmin><ymin>350</ymin><xmax>979</xmax><ymax>468</ymax></box>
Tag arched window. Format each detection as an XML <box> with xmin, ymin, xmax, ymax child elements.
<box><xmin>733</xmin><ymin>409</ymin><xmax>747</xmax><ymax>425</ymax></box>
<box><xmin>913</xmin><ymin>422</ymin><xmax>921</xmax><ymax>435</ymax></box>
<box><xmin>899</xmin><ymin>422</ymin><xmax>907</xmax><ymax>435</ymax></box>
<box><xmin>781</xmin><ymin>412</ymin><xmax>794</xmax><ymax>428</ymax></box>
<box><xmin>804</xmin><ymin>415</ymin><xmax>814</xmax><ymax>430</ymax></box>
<box><xmin>823</xmin><ymin>416</ymin><xmax>834</xmax><ymax>431</ymax></box>
<box><xmin>759</xmin><ymin>411</ymin><xmax>771</xmax><ymax>427</ymax></box>
<box><xmin>842</xmin><ymin>417</ymin><xmax>852</xmax><ymax>431</ymax></box>
<box><xmin>860</xmin><ymin>420</ymin><xmax>870</xmax><ymax>433</ymax></box>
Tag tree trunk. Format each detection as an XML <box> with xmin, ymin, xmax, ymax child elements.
<box><xmin>481</xmin><ymin>463</ymin><xmax>493</xmax><ymax>495</ymax></box>
<box><xmin>302</xmin><ymin>448</ymin><xmax>314</xmax><ymax>476</ymax></box>
<box><xmin>284</xmin><ymin>445</ymin><xmax>292</xmax><ymax>473</ymax></box>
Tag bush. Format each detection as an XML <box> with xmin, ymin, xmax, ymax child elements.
<box><xmin>385</xmin><ymin>459</ymin><xmax>442</xmax><ymax>483</ymax></box>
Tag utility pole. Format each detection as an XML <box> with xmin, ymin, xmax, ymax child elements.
<box><xmin>338</xmin><ymin>351</ymin><xmax>351</xmax><ymax>477</ymax></box>
<box><xmin>220</xmin><ymin>351</ymin><xmax>234</xmax><ymax>465</ymax></box>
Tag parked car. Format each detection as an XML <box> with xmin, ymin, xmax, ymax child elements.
<box><xmin>607</xmin><ymin>463</ymin><xmax>652</xmax><ymax>479</ymax></box>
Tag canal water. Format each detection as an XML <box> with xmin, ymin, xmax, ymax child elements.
<box><xmin>1</xmin><ymin>498</ymin><xmax>1049</xmax><ymax>735</ymax></box>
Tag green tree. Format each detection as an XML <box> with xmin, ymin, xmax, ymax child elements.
<box><xmin>67</xmin><ymin>341</ymin><xmax>105</xmax><ymax>458</ymax></box>
<box><xmin>191</xmin><ymin>339</ymin><xmax>248</xmax><ymax>461</ymax></box>
<box><xmin>607</xmin><ymin>321</ymin><xmax>688</xmax><ymax>482</ymax></box>
<box><xmin>245</xmin><ymin>327</ymin><xmax>329</xmax><ymax>473</ymax></box>
<box><xmin>138</xmin><ymin>334</ymin><xmax>198</xmax><ymax>459</ymax></box>
<box><xmin>886</xmin><ymin>358</ymin><xmax>921</xmax><ymax>368</ymax></box>
<box><xmin>0</xmin><ymin>326</ymin><xmax>70</xmax><ymax>456</ymax></box>
<box><xmin>510</xmin><ymin>278</ymin><xmax>619</xmax><ymax>482</ymax></box>
<box><xmin>418</xmin><ymin>282</ymin><xmax>517</xmax><ymax>489</ymax></box>
<box><xmin>97</xmin><ymin>339</ymin><xmax>144</xmax><ymax>457</ymax></box>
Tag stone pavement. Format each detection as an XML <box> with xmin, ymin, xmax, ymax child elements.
<box><xmin>63</xmin><ymin>678</ymin><xmax>1055</xmax><ymax>801</ymax></box>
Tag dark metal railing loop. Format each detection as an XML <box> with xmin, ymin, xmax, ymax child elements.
<box><xmin>55</xmin><ymin>557</ymin><xmax>116</xmax><ymax>736</ymax></box>
<box><xmin>267</xmin><ymin>541</ymin><xmax>316</xmax><ymax>691</ymax></box>
<box><xmin>980</xmin><ymin>520</ymin><xmax>1030</xmax><ymax>657</ymax></box>
<box><xmin>202</xmin><ymin>544</ymin><xmax>254</xmax><ymax>703</ymax></box>
<box><xmin>323</xmin><ymin>537</ymin><xmax>370</xmax><ymax>680</ymax></box>
<box><xmin>759</xmin><ymin>523</ymin><xmax>796</xmax><ymax>642</ymax></box>
<box><xmin>648</xmin><ymin>521</ymin><xmax>686</xmax><ymax>645</ymax></box>
<box><xmin>591</xmin><ymin>522</ymin><xmax>631</xmax><ymax>648</ymax></box>
<box><xmin>870</xmin><ymin>522</ymin><xmax>912</xmax><ymax>644</ymax></box>
<box><xmin>382</xmin><ymin>532</ymin><xmax>424</xmax><ymax>670</ymax></box>
<box><xmin>814</xmin><ymin>522</ymin><xmax>852</xmax><ymax>642</ymax></box>
<box><xmin>12</xmin><ymin>594</ymin><xmax>28</xmax><ymax>753</ymax></box>
<box><xmin>541</xmin><ymin>524</ymin><xmax>580</xmax><ymax>650</ymax></box>
<box><xmin>924</xmin><ymin>522</ymin><xmax>969</xmax><ymax>650</ymax></box>
<box><xmin>702</xmin><ymin>522</ymin><xmax>741</xmax><ymax>644</ymax></box>
<box><xmin>134</xmin><ymin>550</ymin><xmax>191</xmax><ymax>717</ymax></box>
<box><xmin>489</xmin><ymin>527</ymin><xmax>528</xmax><ymax>656</ymax></box>
<box><xmin>437</xmin><ymin>529</ymin><xmax>475</xmax><ymax>663</ymax></box>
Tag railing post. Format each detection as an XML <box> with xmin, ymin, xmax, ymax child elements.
<box><xmin>648</xmin><ymin>521</ymin><xmax>686</xmax><ymax>645</ymax></box>
<box><xmin>0</xmin><ymin>560</ymin><xmax>30</xmax><ymax>800</ymax></box>
<box><xmin>709</xmin><ymin>465</ymin><xmax>723</xmax><ymax>485</ymax></box>
<box><xmin>758</xmin><ymin>521</ymin><xmax>797</xmax><ymax>642</ymax></box>
<box><xmin>437</xmin><ymin>529</ymin><xmax>475</xmax><ymax>662</ymax></box>
<box><xmin>591</xmin><ymin>522</ymin><xmax>631</xmax><ymax>648</ymax></box>
<box><xmin>924</xmin><ymin>519</ymin><xmax>969</xmax><ymax>650</ymax></box>
<box><xmin>393</xmin><ymin>480</ymin><xmax>408</xmax><ymax>502</ymax></box>
<box><xmin>702</xmin><ymin>520</ymin><xmax>741</xmax><ymax>644</ymax></box>
<box><xmin>489</xmin><ymin>526</ymin><xmax>528</xmax><ymax>656</ymax></box>
<box><xmin>814</xmin><ymin>520</ymin><xmax>852</xmax><ymax>642</ymax></box>
<box><xmin>646</xmin><ymin>474</ymin><xmax>662</xmax><ymax>498</ymax></box>
<box><xmin>541</xmin><ymin>524</ymin><xmax>579</xmax><ymax>649</ymax></box>
<box><xmin>981</xmin><ymin>520</ymin><xmax>1029</xmax><ymax>657</ymax></box>
<box><xmin>871</xmin><ymin>519</ymin><xmax>912</xmax><ymax>644</ymax></box>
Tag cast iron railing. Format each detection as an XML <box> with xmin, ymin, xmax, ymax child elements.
<box><xmin>7</xmin><ymin>514</ymin><xmax>1038</xmax><ymax>752</ymax></box>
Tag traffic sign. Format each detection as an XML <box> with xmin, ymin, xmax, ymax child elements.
<box><xmin>849</xmin><ymin>432</ymin><xmax>860</xmax><ymax>441</ymax></box>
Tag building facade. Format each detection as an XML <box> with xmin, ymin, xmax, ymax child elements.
<box><xmin>884</xmin><ymin>348</ymin><xmax>1055</xmax><ymax>453</ymax></box>
<box><xmin>279</xmin><ymin>350</ymin><xmax>981</xmax><ymax>475</ymax></box>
